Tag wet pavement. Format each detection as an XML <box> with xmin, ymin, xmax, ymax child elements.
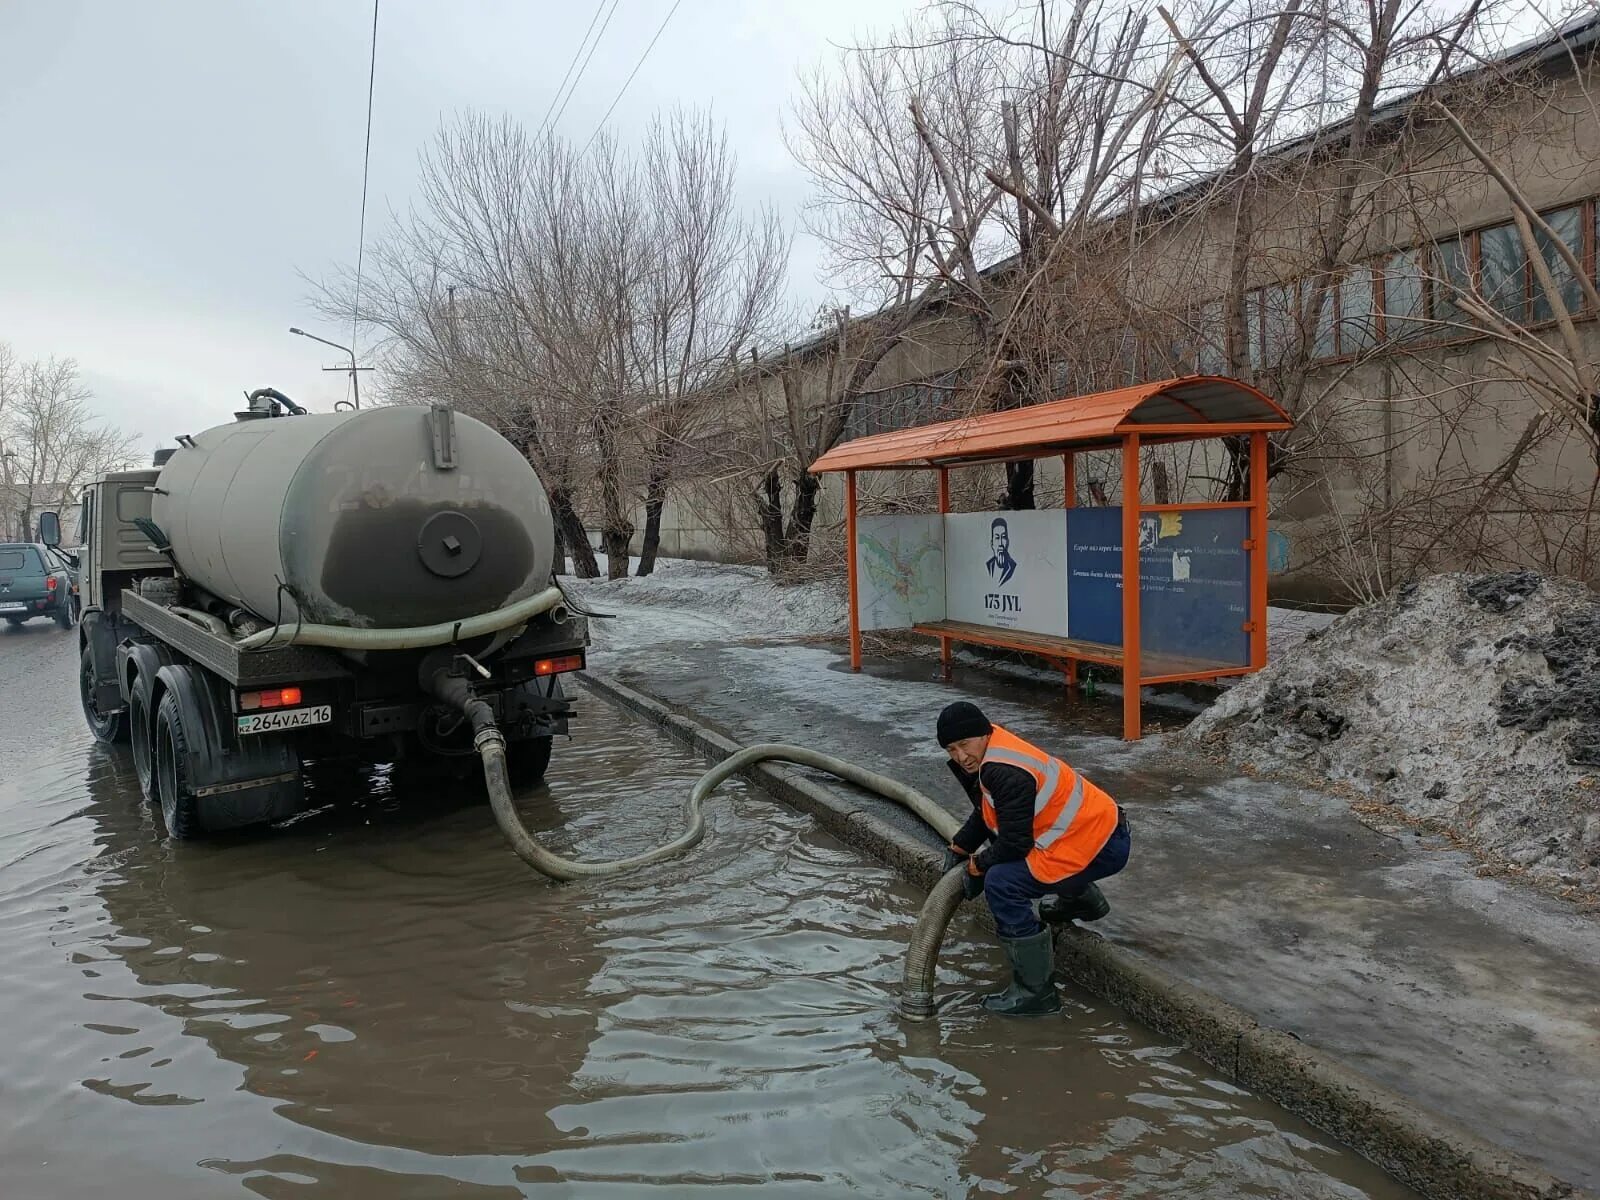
<box><xmin>1</xmin><ymin>621</ymin><xmax>1413</xmax><ymax>1197</ymax></box>
<box><xmin>594</xmin><ymin>634</ymin><xmax>1600</xmax><ymax>1194</ymax></box>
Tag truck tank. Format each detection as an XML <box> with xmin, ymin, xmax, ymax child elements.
<box><xmin>151</xmin><ymin>405</ymin><xmax>556</xmax><ymax>629</ymax></box>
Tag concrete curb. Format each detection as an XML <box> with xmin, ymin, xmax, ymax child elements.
<box><xmin>578</xmin><ymin>669</ymin><xmax>1589</xmax><ymax>1200</ymax></box>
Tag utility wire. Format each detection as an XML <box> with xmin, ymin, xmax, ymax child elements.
<box><xmin>538</xmin><ymin>0</ymin><xmax>609</xmax><ymax>137</ymax></box>
<box><xmin>548</xmin><ymin>0</ymin><xmax>621</xmax><ymax>135</ymax></box>
<box><xmin>582</xmin><ymin>0</ymin><xmax>684</xmax><ymax>155</ymax></box>
<box><xmin>350</xmin><ymin>0</ymin><xmax>380</xmax><ymax>401</ymax></box>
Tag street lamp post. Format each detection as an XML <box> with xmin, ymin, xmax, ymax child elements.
<box><xmin>288</xmin><ymin>327</ymin><xmax>371</xmax><ymax>409</ymax></box>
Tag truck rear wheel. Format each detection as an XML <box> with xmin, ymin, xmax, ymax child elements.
<box><xmin>129</xmin><ymin>683</ymin><xmax>156</xmax><ymax>801</ymax></box>
<box><xmin>79</xmin><ymin>646</ymin><xmax>128</xmax><ymax>743</ymax></box>
<box><xmin>505</xmin><ymin>736</ymin><xmax>554</xmax><ymax>787</ymax></box>
<box><xmin>154</xmin><ymin>691</ymin><xmax>202</xmax><ymax>840</ymax></box>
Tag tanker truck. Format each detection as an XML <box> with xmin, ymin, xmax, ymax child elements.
<box><xmin>56</xmin><ymin>389</ymin><xmax>587</xmax><ymax>839</ymax></box>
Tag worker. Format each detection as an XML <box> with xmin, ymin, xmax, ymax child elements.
<box><xmin>937</xmin><ymin>701</ymin><xmax>1130</xmax><ymax>1016</ymax></box>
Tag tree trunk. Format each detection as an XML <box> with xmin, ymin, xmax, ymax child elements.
<box><xmin>784</xmin><ymin>472</ymin><xmax>822</xmax><ymax>562</ymax></box>
<box><xmin>550</xmin><ymin>514</ymin><xmax>568</xmax><ymax>578</ymax></box>
<box><xmin>636</xmin><ymin>462</ymin><xmax>669</xmax><ymax>577</ymax></box>
<box><xmin>1152</xmin><ymin>461</ymin><xmax>1171</xmax><ymax>505</ymax></box>
<box><xmin>1004</xmin><ymin>461</ymin><xmax>1036</xmax><ymax>510</ymax></box>
<box><xmin>593</xmin><ymin>402</ymin><xmax>632</xmax><ymax>580</ymax></box>
<box><xmin>601</xmin><ymin>525</ymin><xmax>633</xmax><ymax>580</ymax></box>
<box><xmin>757</xmin><ymin>468</ymin><xmax>784</xmax><ymax>572</ymax></box>
<box><xmin>550</xmin><ymin>487</ymin><xmax>599</xmax><ymax>579</ymax></box>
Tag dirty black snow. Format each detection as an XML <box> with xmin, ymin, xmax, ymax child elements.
<box><xmin>1188</xmin><ymin>572</ymin><xmax>1600</xmax><ymax>895</ymax></box>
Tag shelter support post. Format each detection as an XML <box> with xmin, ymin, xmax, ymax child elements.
<box><xmin>1249</xmin><ymin>431</ymin><xmax>1269</xmax><ymax>670</ymax></box>
<box><xmin>846</xmin><ymin>470</ymin><xmax>861</xmax><ymax>672</ymax></box>
<box><xmin>1062</xmin><ymin>453</ymin><xmax>1077</xmax><ymax>691</ymax></box>
<box><xmin>1120</xmin><ymin>436</ymin><xmax>1142</xmax><ymax>740</ymax></box>
<box><xmin>937</xmin><ymin>467</ymin><xmax>952</xmax><ymax>682</ymax></box>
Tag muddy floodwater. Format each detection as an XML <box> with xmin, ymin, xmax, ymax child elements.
<box><xmin>0</xmin><ymin>625</ymin><xmax>1414</xmax><ymax>1198</ymax></box>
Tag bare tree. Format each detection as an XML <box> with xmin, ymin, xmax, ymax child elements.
<box><xmin>0</xmin><ymin>347</ymin><xmax>138</xmax><ymax>541</ymax></box>
<box><xmin>315</xmin><ymin>108</ymin><xmax>788</xmax><ymax>581</ymax></box>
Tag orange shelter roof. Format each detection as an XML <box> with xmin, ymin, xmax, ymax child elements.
<box><xmin>810</xmin><ymin>375</ymin><xmax>1291</xmax><ymax>472</ymax></box>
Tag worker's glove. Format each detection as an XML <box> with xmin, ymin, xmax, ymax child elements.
<box><xmin>941</xmin><ymin>845</ymin><xmax>969</xmax><ymax>874</ymax></box>
<box><xmin>961</xmin><ymin>861</ymin><xmax>986</xmax><ymax>902</ymax></box>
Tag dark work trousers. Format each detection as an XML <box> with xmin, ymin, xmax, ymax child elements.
<box><xmin>982</xmin><ymin>813</ymin><xmax>1131</xmax><ymax>938</ymax></box>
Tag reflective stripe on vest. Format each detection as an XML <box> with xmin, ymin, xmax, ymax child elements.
<box><xmin>978</xmin><ymin>725</ymin><xmax>1118</xmax><ymax>883</ymax></box>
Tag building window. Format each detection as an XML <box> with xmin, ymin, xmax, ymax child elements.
<box><xmin>1307</xmin><ymin>279</ymin><xmax>1337</xmax><ymax>359</ymax></box>
<box><xmin>1382</xmin><ymin>250</ymin><xmax>1428</xmax><ymax>342</ymax></box>
<box><xmin>1478</xmin><ymin>222</ymin><xmax>1525</xmax><ymax>318</ymax></box>
<box><xmin>1337</xmin><ymin>270</ymin><xmax>1378</xmax><ymax>355</ymax></box>
<box><xmin>1434</xmin><ymin>237</ymin><xmax>1470</xmax><ymax>329</ymax></box>
<box><xmin>1260</xmin><ymin>283</ymin><xmax>1299</xmax><ymax>367</ymax></box>
<box><xmin>1533</xmin><ymin>204</ymin><xmax>1584</xmax><ymax>322</ymax></box>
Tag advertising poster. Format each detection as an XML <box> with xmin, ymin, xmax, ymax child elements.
<box><xmin>854</xmin><ymin>514</ymin><xmax>947</xmax><ymax>631</ymax></box>
<box><xmin>1066</xmin><ymin>507</ymin><xmax>1250</xmax><ymax>665</ymax></box>
<box><xmin>944</xmin><ymin>511</ymin><xmax>1069</xmax><ymax>637</ymax></box>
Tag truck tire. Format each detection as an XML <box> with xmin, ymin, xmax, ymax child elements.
<box><xmin>6</xmin><ymin>616</ymin><xmax>24</xmax><ymax>628</ymax></box>
<box><xmin>154</xmin><ymin>691</ymin><xmax>202</xmax><ymax>840</ymax></box>
<box><xmin>55</xmin><ymin>606</ymin><xmax>73</xmax><ymax>630</ymax></box>
<box><xmin>79</xmin><ymin>646</ymin><xmax>128</xmax><ymax>743</ymax></box>
<box><xmin>505</xmin><ymin>735</ymin><xmax>554</xmax><ymax>787</ymax></box>
<box><xmin>129</xmin><ymin>683</ymin><xmax>157</xmax><ymax>801</ymax></box>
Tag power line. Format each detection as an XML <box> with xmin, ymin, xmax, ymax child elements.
<box><xmin>350</xmin><ymin>0</ymin><xmax>380</xmax><ymax>395</ymax></box>
<box><xmin>581</xmin><ymin>0</ymin><xmax>684</xmax><ymax>155</ymax></box>
<box><xmin>548</xmin><ymin>0</ymin><xmax>621</xmax><ymax>135</ymax></box>
<box><xmin>538</xmin><ymin>0</ymin><xmax>609</xmax><ymax>138</ymax></box>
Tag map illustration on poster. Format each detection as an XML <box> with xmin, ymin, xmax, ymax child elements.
<box><xmin>855</xmin><ymin>514</ymin><xmax>946</xmax><ymax>631</ymax></box>
<box><xmin>945</xmin><ymin>511</ymin><xmax>1068</xmax><ymax>637</ymax></box>
<box><xmin>1066</xmin><ymin>507</ymin><xmax>1249</xmax><ymax>665</ymax></box>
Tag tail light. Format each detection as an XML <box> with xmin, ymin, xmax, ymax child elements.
<box><xmin>46</xmin><ymin>576</ymin><xmax>57</xmax><ymax>592</ymax></box>
<box><xmin>533</xmin><ymin>654</ymin><xmax>584</xmax><ymax>677</ymax></box>
<box><xmin>239</xmin><ymin>686</ymin><xmax>304</xmax><ymax>711</ymax></box>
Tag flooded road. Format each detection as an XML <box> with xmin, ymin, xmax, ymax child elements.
<box><xmin>1</xmin><ymin>623</ymin><xmax>1414</xmax><ymax>1198</ymax></box>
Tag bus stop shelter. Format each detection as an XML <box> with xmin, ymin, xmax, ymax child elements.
<box><xmin>810</xmin><ymin>375</ymin><xmax>1293</xmax><ymax>739</ymax></box>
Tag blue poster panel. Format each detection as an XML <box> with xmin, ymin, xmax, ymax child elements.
<box><xmin>1065</xmin><ymin>508</ymin><xmax>1123</xmax><ymax>645</ymax></box>
<box><xmin>1065</xmin><ymin>507</ymin><xmax>1251</xmax><ymax>667</ymax></box>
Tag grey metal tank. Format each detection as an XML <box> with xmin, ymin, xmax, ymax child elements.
<box><xmin>152</xmin><ymin>405</ymin><xmax>556</xmax><ymax>628</ymax></box>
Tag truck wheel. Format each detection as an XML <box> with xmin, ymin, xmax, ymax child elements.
<box><xmin>129</xmin><ymin>684</ymin><xmax>157</xmax><ymax>801</ymax></box>
<box><xmin>6</xmin><ymin>617</ymin><xmax>23</xmax><ymax>628</ymax></box>
<box><xmin>55</xmin><ymin>606</ymin><xmax>74</xmax><ymax>630</ymax></box>
<box><xmin>79</xmin><ymin>646</ymin><xmax>128</xmax><ymax>743</ymax></box>
<box><xmin>154</xmin><ymin>691</ymin><xmax>202</xmax><ymax>840</ymax></box>
<box><xmin>505</xmin><ymin>736</ymin><xmax>554</xmax><ymax>787</ymax></box>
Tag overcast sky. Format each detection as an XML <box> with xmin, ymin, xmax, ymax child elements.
<box><xmin>0</xmin><ymin>0</ymin><xmax>913</xmax><ymax>457</ymax></box>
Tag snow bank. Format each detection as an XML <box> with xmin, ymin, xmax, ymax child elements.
<box><xmin>562</xmin><ymin>557</ymin><xmax>847</xmax><ymax>654</ymax></box>
<box><xmin>1188</xmin><ymin>572</ymin><xmax>1600</xmax><ymax>893</ymax></box>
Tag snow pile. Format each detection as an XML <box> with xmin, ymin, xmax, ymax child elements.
<box><xmin>562</xmin><ymin>557</ymin><xmax>847</xmax><ymax>653</ymax></box>
<box><xmin>1188</xmin><ymin>572</ymin><xmax>1600</xmax><ymax>893</ymax></box>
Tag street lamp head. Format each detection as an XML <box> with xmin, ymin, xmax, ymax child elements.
<box><xmin>289</xmin><ymin>327</ymin><xmax>305</xmax><ymax>336</ymax></box>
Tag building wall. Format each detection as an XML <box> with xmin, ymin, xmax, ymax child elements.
<box><xmin>599</xmin><ymin>62</ymin><xmax>1600</xmax><ymax>597</ymax></box>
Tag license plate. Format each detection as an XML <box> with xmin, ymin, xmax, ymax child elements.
<box><xmin>0</xmin><ymin>602</ymin><xmax>26</xmax><ymax>614</ymax></box>
<box><xmin>237</xmin><ymin>705</ymin><xmax>332</xmax><ymax>735</ymax></box>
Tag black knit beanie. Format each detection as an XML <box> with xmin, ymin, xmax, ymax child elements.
<box><xmin>937</xmin><ymin>701</ymin><xmax>992</xmax><ymax>747</ymax></box>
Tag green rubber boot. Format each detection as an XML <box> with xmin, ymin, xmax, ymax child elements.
<box><xmin>1039</xmin><ymin>882</ymin><xmax>1111</xmax><ymax>926</ymax></box>
<box><xmin>980</xmin><ymin>929</ymin><xmax>1061</xmax><ymax>1016</ymax></box>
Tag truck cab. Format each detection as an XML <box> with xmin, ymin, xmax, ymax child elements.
<box><xmin>71</xmin><ymin>468</ymin><xmax>170</xmax><ymax>741</ymax></box>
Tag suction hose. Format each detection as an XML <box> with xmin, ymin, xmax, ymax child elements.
<box><xmin>432</xmin><ymin>670</ymin><xmax>971</xmax><ymax>1014</ymax></box>
<box><xmin>237</xmin><ymin>586</ymin><xmax>566</xmax><ymax>652</ymax></box>
<box><xmin>899</xmin><ymin>867</ymin><xmax>971</xmax><ymax>1021</ymax></box>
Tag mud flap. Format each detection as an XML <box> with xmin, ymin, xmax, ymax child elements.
<box><xmin>503</xmin><ymin>675</ymin><xmax>572</xmax><ymax>742</ymax></box>
<box><xmin>154</xmin><ymin>663</ymin><xmax>304</xmax><ymax>832</ymax></box>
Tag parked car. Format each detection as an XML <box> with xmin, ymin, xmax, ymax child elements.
<box><xmin>0</xmin><ymin>541</ymin><xmax>76</xmax><ymax>629</ymax></box>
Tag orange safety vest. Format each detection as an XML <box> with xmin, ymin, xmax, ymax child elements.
<box><xmin>978</xmin><ymin>725</ymin><xmax>1119</xmax><ymax>884</ymax></box>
